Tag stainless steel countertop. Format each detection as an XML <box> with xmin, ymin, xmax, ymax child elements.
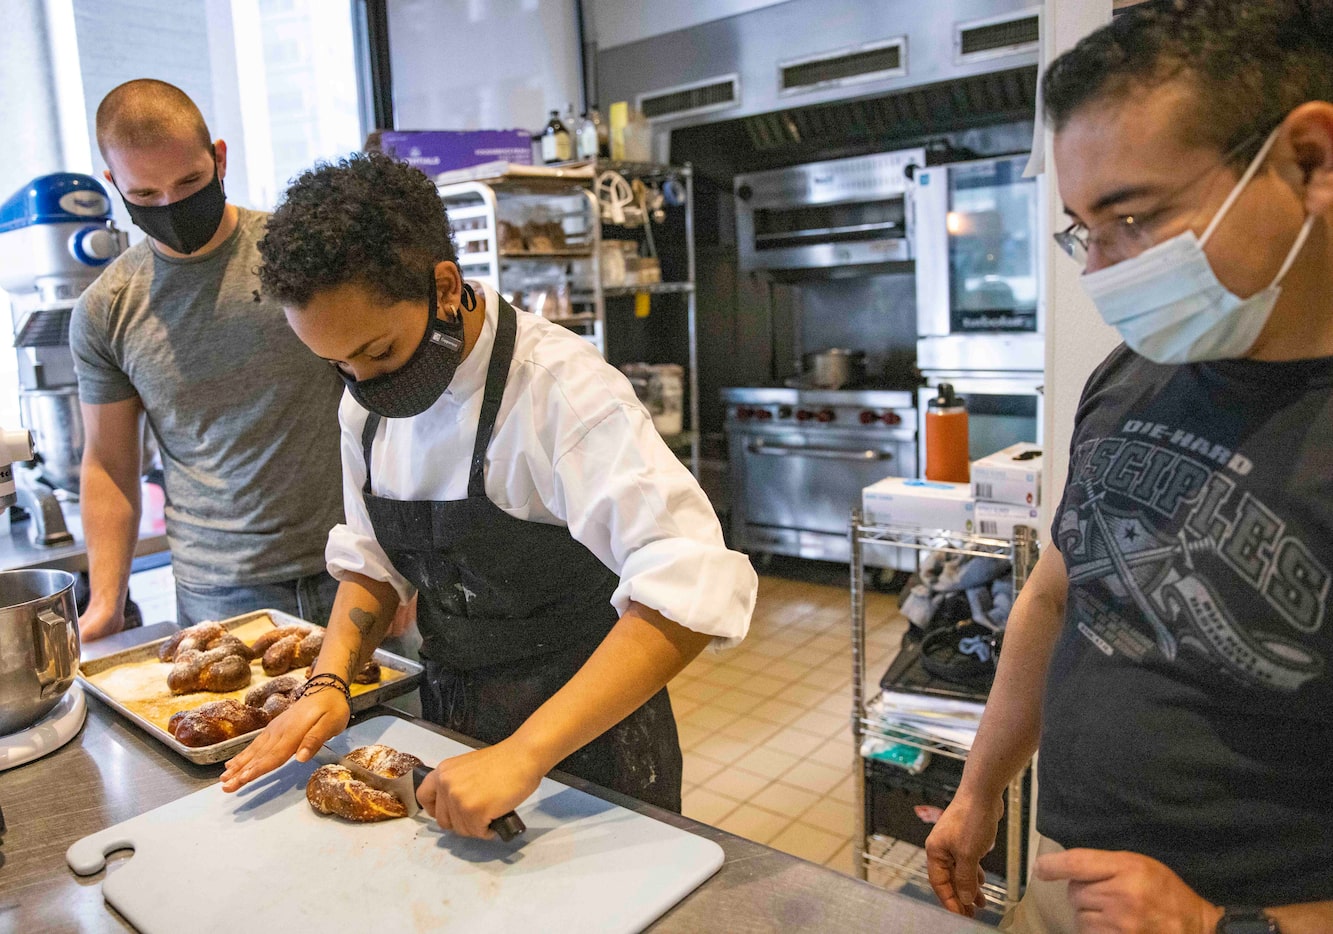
<box><xmin>0</xmin><ymin>498</ymin><xmax>169</xmax><ymax>574</ymax></box>
<box><xmin>0</xmin><ymin>638</ymin><xmax>987</xmax><ymax>932</ymax></box>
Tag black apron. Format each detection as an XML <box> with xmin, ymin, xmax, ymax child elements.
<box><xmin>360</xmin><ymin>297</ymin><xmax>682</xmax><ymax>812</ymax></box>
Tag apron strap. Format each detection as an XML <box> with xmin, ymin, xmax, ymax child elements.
<box><xmin>361</xmin><ymin>411</ymin><xmax>382</xmax><ymax>497</ymax></box>
<box><xmin>467</xmin><ymin>297</ymin><xmax>518</xmax><ymax>499</ymax></box>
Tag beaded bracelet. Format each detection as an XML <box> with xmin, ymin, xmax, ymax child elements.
<box><xmin>297</xmin><ymin>672</ymin><xmax>352</xmax><ymax>708</ymax></box>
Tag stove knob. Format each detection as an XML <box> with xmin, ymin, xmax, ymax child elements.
<box><xmin>778</xmin><ymin>406</ymin><xmax>794</xmax><ymax>419</ymax></box>
<box><xmin>882</xmin><ymin>411</ymin><xmax>903</xmax><ymax>426</ymax></box>
<box><xmin>736</xmin><ymin>406</ymin><xmax>753</xmax><ymax>421</ymax></box>
<box><xmin>796</xmin><ymin>409</ymin><xmax>814</xmax><ymax>422</ymax></box>
<box><xmin>756</xmin><ymin>408</ymin><xmax>773</xmax><ymax>420</ymax></box>
<box><xmin>817</xmin><ymin>409</ymin><xmax>836</xmax><ymax>424</ymax></box>
<box><xmin>859</xmin><ymin>410</ymin><xmax>877</xmax><ymax>425</ymax></box>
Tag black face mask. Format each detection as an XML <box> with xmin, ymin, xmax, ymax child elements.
<box><xmin>117</xmin><ymin>160</ymin><xmax>226</xmax><ymax>255</ymax></box>
<box><xmin>340</xmin><ymin>276</ymin><xmax>474</xmax><ymax>419</ymax></box>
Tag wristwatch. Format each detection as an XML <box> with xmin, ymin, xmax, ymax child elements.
<box><xmin>1217</xmin><ymin>908</ymin><xmax>1279</xmax><ymax>933</ymax></box>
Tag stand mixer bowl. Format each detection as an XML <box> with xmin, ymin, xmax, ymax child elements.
<box><xmin>0</xmin><ymin>569</ymin><xmax>80</xmax><ymax>735</ymax></box>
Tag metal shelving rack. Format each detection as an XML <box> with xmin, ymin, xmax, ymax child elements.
<box><xmin>437</xmin><ymin>161</ymin><xmax>699</xmax><ymax>477</ymax></box>
<box><xmin>850</xmin><ymin>510</ymin><xmax>1039</xmax><ymax>910</ymax></box>
<box><xmin>438</xmin><ymin>176</ymin><xmax>606</xmax><ymax>349</ymax></box>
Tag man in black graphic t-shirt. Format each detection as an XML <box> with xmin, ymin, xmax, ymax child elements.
<box><xmin>923</xmin><ymin>3</ymin><xmax>1333</xmax><ymax>933</ymax></box>
<box><xmin>1045</xmin><ymin>348</ymin><xmax>1333</xmax><ymax>902</ymax></box>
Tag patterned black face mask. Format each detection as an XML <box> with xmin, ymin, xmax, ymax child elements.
<box><xmin>340</xmin><ymin>275</ymin><xmax>475</xmax><ymax>419</ymax></box>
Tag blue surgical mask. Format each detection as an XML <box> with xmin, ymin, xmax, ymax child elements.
<box><xmin>1081</xmin><ymin>127</ymin><xmax>1316</xmax><ymax>364</ymax></box>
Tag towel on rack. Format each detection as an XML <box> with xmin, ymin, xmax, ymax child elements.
<box><xmin>900</xmin><ymin>549</ymin><xmax>1013</xmax><ymax>631</ymax></box>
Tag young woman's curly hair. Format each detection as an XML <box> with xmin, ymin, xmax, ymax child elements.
<box><xmin>258</xmin><ymin>151</ymin><xmax>457</xmax><ymax>308</ymax></box>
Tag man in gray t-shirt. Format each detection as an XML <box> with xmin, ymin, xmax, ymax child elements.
<box><xmin>71</xmin><ymin>78</ymin><xmax>344</xmax><ymax>638</ymax></box>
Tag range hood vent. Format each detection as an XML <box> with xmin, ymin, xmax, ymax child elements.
<box><xmin>742</xmin><ymin>66</ymin><xmax>1038</xmax><ymax>153</ymax></box>
<box><xmin>957</xmin><ymin>11</ymin><xmax>1040</xmax><ymax>63</ymax></box>
<box><xmin>780</xmin><ymin>40</ymin><xmax>906</xmax><ymax>94</ymax></box>
<box><xmin>639</xmin><ymin>75</ymin><xmax>740</xmax><ymax>122</ymax></box>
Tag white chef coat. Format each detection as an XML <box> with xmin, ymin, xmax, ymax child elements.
<box><xmin>326</xmin><ymin>284</ymin><xmax>756</xmax><ymax>648</ymax></box>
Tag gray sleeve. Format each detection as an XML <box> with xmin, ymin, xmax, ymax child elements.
<box><xmin>70</xmin><ymin>292</ymin><xmax>136</xmax><ymax>405</ymax></box>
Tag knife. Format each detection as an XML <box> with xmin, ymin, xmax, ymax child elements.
<box><xmin>320</xmin><ymin>741</ymin><xmax>526</xmax><ymax>842</ymax></box>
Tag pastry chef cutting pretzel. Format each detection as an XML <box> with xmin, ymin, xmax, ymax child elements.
<box><xmin>220</xmin><ymin>152</ymin><xmax>756</xmax><ymax>838</ymax></box>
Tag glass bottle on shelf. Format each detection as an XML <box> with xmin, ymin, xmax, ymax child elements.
<box><xmin>540</xmin><ymin>110</ymin><xmax>571</xmax><ymax>164</ymax></box>
<box><xmin>588</xmin><ymin>107</ymin><xmax>609</xmax><ymax>158</ymax></box>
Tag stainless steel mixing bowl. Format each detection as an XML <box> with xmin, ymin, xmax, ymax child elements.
<box><xmin>0</xmin><ymin>569</ymin><xmax>80</xmax><ymax>735</ymax></box>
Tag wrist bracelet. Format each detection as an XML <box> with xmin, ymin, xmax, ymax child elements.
<box><xmin>297</xmin><ymin>672</ymin><xmax>352</xmax><ymax>708</ymax></box>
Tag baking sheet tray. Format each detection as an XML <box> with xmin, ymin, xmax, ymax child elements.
<box><xmin>77</xmin><ymin>608</ymin><xmax>424</xmax><ymax>765</ymax></box>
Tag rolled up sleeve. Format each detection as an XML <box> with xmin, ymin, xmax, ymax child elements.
<box><xmin>325</xmin><ymin>401</ymin><xmax>415</xmax><ymax>604</ymax></box>
<box><xmin>550</xmin><ymin>403</ymin><xmax>756</xmax><ymax>649</ymax></box>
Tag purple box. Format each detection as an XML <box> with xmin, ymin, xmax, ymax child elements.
<box><xmin>371</xmin><ymin>129</ymin><xmax>533</xmax><ymax>174</ymax></box>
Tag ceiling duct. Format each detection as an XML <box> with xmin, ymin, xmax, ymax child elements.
<box><xmin>780</xmin><ymin>39</ymin><xmax>907</xmax><ymax>95</ymax></box>
<box><xmin>741</xmin><ymin>65</ymin><xmax>1037</xmax><ymax>153</ymax></box>
<box><xmin>956</xmin><ymin>10</ymin><xmax>1040</xmax><ymax>64</ymax></box>
<box><xmin>639</xmin><ymin>75</ymin><xmax>741</xmax><ymax>122</ymax></box>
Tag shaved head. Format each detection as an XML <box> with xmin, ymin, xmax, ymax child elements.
<box><xmin>95</xmin><ymin>79</ymin><xmax>212</xmax><ymax>160</ymax></box>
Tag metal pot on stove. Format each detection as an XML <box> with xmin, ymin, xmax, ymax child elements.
<box><xmin>802</xmin><ymin>349</ymin><xmax>867</xmax><ymax>390</ymax></box>
<box><xmin>0</xmin><ymin>569</ymin><xmax>80</xmax><ymax>734</ymax></box>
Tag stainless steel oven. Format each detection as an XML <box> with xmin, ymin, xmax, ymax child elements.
<box><xmin>735</xmin><ymin>148</ymin><xmax>925</xmax><ymax>274</ymax></box>
<box><xmin>723</xmin><ymin>387</ymin><xmax>915</xmax><ymax>567</ymax></box>
<box><xmin>914</xmin><ymin>153</ymin><xmax>1042</xmax><ymax>338</ymax></box>
<box><xmin>914</xmin><ymin>153</ymin><xmax>1046</xmax><ymax>456</ymax></box>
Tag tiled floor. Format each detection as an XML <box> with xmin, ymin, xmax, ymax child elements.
<box><xmin>675</xmin><ymin>561</ymin><xmax>908</xmax><ymax>876</ymax></box>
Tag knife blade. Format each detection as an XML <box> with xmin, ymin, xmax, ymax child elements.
<box><xmin>319</xmin><ymin>741</ymin><xmax>526</xmax><ymax>841</ymax></box>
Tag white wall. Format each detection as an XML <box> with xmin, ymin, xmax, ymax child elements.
<box><xmin>587</xmin><ymin>0</ymin><xmax>793</xmax><ymax>49</ymax></box>
<box><xmin>387</xmin><ymin>0</ymin><xmax>582</xmax><ymax>133</ymax></box>
<box><xmin>1037</xmin><ymin>0</ymin><xmax>1120</xmax><ymax>538</ymax></box>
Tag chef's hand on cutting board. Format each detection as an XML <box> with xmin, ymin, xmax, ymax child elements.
<box><xmin>219</xmin><ymin>690</ymin><xmax>350</xmax><ymax>792</ymax></box>
<box><xmin>417</xmin><ymin>739</ymin><xmax>544</xmax><ymax>839</ymax></box>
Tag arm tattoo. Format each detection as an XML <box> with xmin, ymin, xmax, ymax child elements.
<box><xmin>349</xmin><ymin>607</ymin><xmax>378</xmax><ymax>637</ymax></box>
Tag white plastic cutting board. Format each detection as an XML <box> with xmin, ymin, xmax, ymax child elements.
<box><xmin>67</xmin><ymin>716</ymin><xmax>723</xmax><ymax>933</ymax></box>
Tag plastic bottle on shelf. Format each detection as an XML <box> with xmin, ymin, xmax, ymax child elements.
<box><xmin>608</xmin><ymin>102</ymin><xmax>628</xmax><ymax>161</ymax></box>
<box><xmin>623</xmin><ymin>108</ymin><xmax>652</xmax><ymax>163</ymax></box>
<box><xmin>576</xmin><ymin>113</ymin><xmax>599</xmax><ymax>160</ymax></box>
<box><xmin>540</xmin><ymin>110</ymin><xmax>571</xmax><ymax>164</ymax></box>
<box><xmin>925</xmin><ymin>383</ymin><xmax>970</xmax><ymax>483</ymax></box>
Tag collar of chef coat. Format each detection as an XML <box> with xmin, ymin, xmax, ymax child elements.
<box><xmin>439</xmin><ymin>282</ymin><xmax>498</xmax><ymax>408</ymax></box>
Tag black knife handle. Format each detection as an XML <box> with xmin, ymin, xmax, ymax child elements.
<box><xmin>489</xmin><ymin>811</ymin><xmax>526</xmax><ymax>842</ymax></box>
<box><xmin>410</xmin><ymin>764</ymin><xmax>526</xmax><ymax>840</ymax></box>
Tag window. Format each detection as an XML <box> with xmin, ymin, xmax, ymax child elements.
<box><xmin>66</xmin><ymin>0</ymin><xmax>364</xmax><ymax>213</ymax></box>
<box><xmin>0</xmin><ymin>1</ymin><xmax>366</xmax><ymax>427</ymax></box>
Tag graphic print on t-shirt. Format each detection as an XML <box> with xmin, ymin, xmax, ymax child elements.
<box><xmin>1056</xmin><ymin>418</ymin><xmax>1327</xmax><ymax>692</ymax></box>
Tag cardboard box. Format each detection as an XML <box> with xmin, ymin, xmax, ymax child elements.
<box><xmin>862</xmin><ymin>477</ymin><xmax>975</xmax><ymax>535</ymax></box>
<box><xmin>970</xmin><ymin>443</ymin><xmax>1042</xmax><ymax>507</ymax></box>
<box><xmin>974</xmin><ymin>501</ymin><xmax>1041</xmax><ymax>540</ymax></box>
<box><xmin>369</xmin><ymin>129</ymin><xmax>534</xmax><ymax>175</ymax></box>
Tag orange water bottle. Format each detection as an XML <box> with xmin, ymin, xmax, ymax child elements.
<box><xmin>925</xmin><ymin>383</ymin><xmax>970</xmax><ymax>483</ymax></box>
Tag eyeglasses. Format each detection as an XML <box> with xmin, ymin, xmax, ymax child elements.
<box><xmin>1053</xmin><ymin>131</ymin><xmax>1266</xmax><ymax>270</ymax></box>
